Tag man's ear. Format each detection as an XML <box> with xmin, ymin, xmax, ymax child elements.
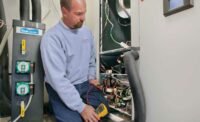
<box><xmin>61</xmin><ymin>7</ymin><xmax>68</xmax><ymax>17</ymax></box>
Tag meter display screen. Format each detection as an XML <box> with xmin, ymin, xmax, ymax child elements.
<box><xmin>169</xmin><ymin>0</ymin><xmax>184</xmax><ymax>10</ymax></box>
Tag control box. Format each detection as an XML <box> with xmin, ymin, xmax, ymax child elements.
<box><xmin>11</xmin><ymin>20</ymin><xmax>45</xmax><ymax>122</ymax></box>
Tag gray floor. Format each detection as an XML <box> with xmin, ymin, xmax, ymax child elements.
<box><xmin>0</xmin><ymin>115</ymin><xmax>56</xmax><ymax>122</ymax></box>
<box><xmin>0</xmin><ymin>113</ymin><xmax>132</xmax><ymax>122</ymax></box>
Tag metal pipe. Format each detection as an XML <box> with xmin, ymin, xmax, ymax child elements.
<box><xmin>123</xmin><ymin>51</ymin><xmax>146</xmax><ymax>122</ymax></box>
<box><xmin>100</xmin><ymin>47</ymin><xmax>140</xmax><ymax>56</ymax></box>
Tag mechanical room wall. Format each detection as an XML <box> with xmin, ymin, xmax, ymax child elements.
<box><xmin>139</xmin><ymin>0</ymin><xmax>200</xmax><ymax>122</ymax></box>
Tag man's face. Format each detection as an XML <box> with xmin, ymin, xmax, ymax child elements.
<box><xmin>62</xmin><ymin>0</ymin><xmax>86</xmax><ymax>29</ymax></box>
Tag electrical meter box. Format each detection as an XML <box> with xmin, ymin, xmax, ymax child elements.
<box><xmin>11</xmin><ymin>20</ymin><xmax>45</xmax><ymax>122</ymax></box>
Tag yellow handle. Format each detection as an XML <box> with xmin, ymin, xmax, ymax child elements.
<box><xmin>20</xmin><ymin>101</ymin><xmax>25</xmax><ymax>118</ymax></box>
<box><xmin>21</xmin><ymin>39</ymin><xmax>26</xmax><ymax>55</ymax></box>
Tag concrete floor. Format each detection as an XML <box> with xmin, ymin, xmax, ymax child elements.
<box><xmin>0</xmin><ymin>110</ymin><xmax>131</xmax><ymax>122</ymax></box>
<box><xmin>0</xmin><ymin>115</ymin><xmax>56</xmax><ymax>122</ymax></box>
<box><xmin>0</xmin><ymin>114</ymin><xmax>124</xmax><ymax>122</ymax></box>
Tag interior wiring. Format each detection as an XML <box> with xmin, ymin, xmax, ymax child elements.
<box><xmin>101</xmin><ymin>72</ymin><xmax>132</xmax><ymax>115</ymax></box>
<box><xmin>12</xmin><ymin>95</ymin><xmax>33</xmax><ymax>122</ymax></box>
<box><xmin>104</xmin><ymin>0</ymin><xmax>120</xmax><ymax>45</ymax></box>
<box><xmin>99</xmin><ymin>0</ymin><xmax>111</xmax><ymax>51</ymax></box>
<box><xmin>99</xmin><ymin>0</ymin><xmax>110</xmax><ymax>41</ymax></box>
<box><xmin>12</xmin><ymin>70</ymin><xmax>35</xmax><ymax>122</ymax></box>
<box><xmin>103</xmin><ymin>1</ymin><xmax>109</xmax><ymax>29</ymax></box>
<box><xmin>111</xmin><ymin>75</ymin><xmax>128</xmax><ymax>85</ymax></box>
<box><xmin>111</xmin><ymin>66</ymin><xmax>121</xmax><ymax>74</ymax></box>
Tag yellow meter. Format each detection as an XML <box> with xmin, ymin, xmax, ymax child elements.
<box><xmin>96</xmin><ymin>103</ymin><xmax>108</xmax><ymax>118</ymax></box>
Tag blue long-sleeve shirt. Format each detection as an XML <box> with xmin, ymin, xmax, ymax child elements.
<box><xmin>40</xmin><ymin>20</ymin><xmax>96</xmax><ymax>113</ymax></box>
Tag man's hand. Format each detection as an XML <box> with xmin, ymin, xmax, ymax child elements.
<box><xmin>80</xmin><ymin>105</ymin><xmax>100</xmax><ymax>122</ymax></box>
<box><xmin>89</xmin><ymin>79</ymin><xmax>102</xmax><ymax>90</ymax></box>
<box><xmin>89</xmin><ymin>79</ymin><xmax>99</xmax><ymax>86</ymax></box>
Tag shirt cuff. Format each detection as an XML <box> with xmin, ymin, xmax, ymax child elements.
<box><xmin>88</xmin><ymin>75</ymin><xmax>96</xmax><ymax>80</ymax></box>
<box><xmin>77</xmin><ymin>102</ymin><xmax>86</xmax><ymax>113</ymax></box>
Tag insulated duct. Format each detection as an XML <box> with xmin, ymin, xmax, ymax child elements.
<box><xmin>31</xmin><ymin>0</ymin><xmax>41</xmax><ymax>22</ymax></box>
<box><xmin>0</xmin><ymin>0</ymin><xmax>11</xmax><ymax>117</ymax></box>
<box><xmin>20</xmin><ymin>0</ymin><xmax>42</xmax><ymax>22</ymax></box>
<box><xmin>123</xmin><ymin>51</ymin><xmax>146</xmax><ymax>122</ymax></box>
<box><xmin>20</xmin><ymin>0</ymin><xmax>30</xmax><ymax>21</ymax></box>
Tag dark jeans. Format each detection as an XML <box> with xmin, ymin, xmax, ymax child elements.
<box><xmin>45</xmin><ymin>81</ymin><xmax>109</xmax><ymax>122</ymax></box>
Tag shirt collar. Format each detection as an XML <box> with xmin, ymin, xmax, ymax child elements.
<box><xmin>60</xmin><ymin>19</ymin><xmax>70</xmax><ymax>30</ymax></box>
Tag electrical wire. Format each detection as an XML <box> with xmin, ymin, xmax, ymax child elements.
<box><xmin>111</xmin><ymin>67</ymin><xmax>121</xmax><ymax>74</ymax></box>
<box><xmin>12</xmin><ymin>72</ymin><xmax>34</xmax><ymax>122</ymax></box>
<box><xmin>86</xmin><ymin>84</ymin><xmax>104</xmax><ymax>106</ymax></box>
<box><xmin>12</xmin><ymin>95</ymin><xmax>33</xmax><ymax>122</ymax></box>
<box><xmin>86</xmin><ymin>84</ymin><xmax>93</xmax><ymax>105</ymax></box>
<box><xmin>103</xmin><ymin>1</ymin><xmax>109</xmax><ymax>29</ymax></box>
<box><xmin>104</xmin><ymin>0</ymin><xmax>120</xmax><ymax>45</ymax></box>
<box><xmin>0</xmin><ymin>26</ymin><xmax>12</xmax><ymax>56</ymax></box>
<box><xmin>111</xmin><ymin>75</ymin><xmax>129</xmax><ymax>86</ymax></box>
<box><xmin>99</xmin><ymin>0</ymin><xmax>111</xmax><ymax>51</ymax></box>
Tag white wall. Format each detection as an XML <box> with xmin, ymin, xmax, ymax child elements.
<box><xmin>138</xmin><ymin>0</ymin><xmax>200</xmax><ymax>122</ymax></box>
<box><xmin>3</xmin><ymin>0</ymin><xmax>98</xmax><ymax>34</ymax></box>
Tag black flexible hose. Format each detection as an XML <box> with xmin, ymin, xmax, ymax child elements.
<box><xmin>123</xmin><ymin>51</ymin><xmax>146</xmax><ymax>122</ymax></box>
<box><xmin>31</xmin><ymin>0</ymin><xmax>41</xmax><ymax>22</ymax></box>
<box><xmin>20</xmin><ymin>0</ymin><xmax>30</xmax><ymax>21</ymax></box>
<box><xmin>0</xmin><ymin>0</ymin><xmax>11</xmax><ymax>117</ymax></box>
<box><xmin>0</xmin><ymin>0</ymin><xmax>6</xmax><ymax>38</ymax></box>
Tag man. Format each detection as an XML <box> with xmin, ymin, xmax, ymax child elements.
<box><xmin>40</xmin><ymin>0</ymin><xmax>108</xmax><ymax>122</ymax></box>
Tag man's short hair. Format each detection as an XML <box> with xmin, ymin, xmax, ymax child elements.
<box><xmin>60</xmin><ymin>0</ymin><xmax>72</xmax><ymax>10</ymax></box>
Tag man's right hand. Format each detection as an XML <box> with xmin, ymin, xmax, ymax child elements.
<box><xmin>80</xmin><ymin>105</ymin><xmax>100</xmax><ymax>122</ymax></box>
